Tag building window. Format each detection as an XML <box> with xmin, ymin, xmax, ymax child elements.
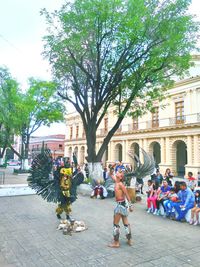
<box><xmin>104</xmin><ymin>118</ymin><xmax>108</xmax><ymax>133</ymax></box>
<box><xmin>132</xmin><ymin>117</ymin><xmax>138</xmax><ymax>130</ymax></box>
<box><xmin>70</xmin><ymin>126</ymin><xmax>73</xmax><ymax>139</ymax></box>
<box><xmin>175</xmin><ymin>101</ymin><xmax>184</xmax><ymax>124</ymax></box>
<box><xmin>45</xmin><ymin>144</ymin><xmax>48</xmax><ymax>148</ymax></box>
<box><xmin>76</xmin><ymin>125</ymin><xmax>79</xmax><ymax>139</ymax></box>
<box><xmin>59</xmin><ymin>144</ymin><xmax>62</xmax><ymax>149</ymax></box>
<box><xmin>152</xmin><ymin>107</ymin><xmax>159</xmax><ymax>128</ymax></box>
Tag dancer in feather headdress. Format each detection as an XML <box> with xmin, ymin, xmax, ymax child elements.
<box><xmin>108</xmin><ymin>147</ymin><xmax>155</xmax><ymax>248</ymax></box>
<box><xmin>28</xmin><ymin>149</ymin><xmax>84</xmax><ymax>221</ymax></box>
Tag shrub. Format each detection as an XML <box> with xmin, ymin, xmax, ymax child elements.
<box><xmin>13</xmin><ymin>169</ymin><xmax>30</xmax><ymax>174</ymax></box>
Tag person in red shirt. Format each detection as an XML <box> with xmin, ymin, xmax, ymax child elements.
<box><xmin>187</xmin><ymin>172</ymin><xmax>196</xmax><ymax>191</ymax></box>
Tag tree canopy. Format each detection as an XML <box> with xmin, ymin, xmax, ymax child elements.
<box><xmin>42</xmin><ymin>0</ymin><xmax>199</xmax><ymax>162</ymax></box>
<box><xmin>0</xmin><ymin>67</ymin><xmax>22</xmax><ymax>159</ymax></box>
<box><xmin>0</xmin><ymin>67</ymin><xmax>65</xmax><ymax>163</ymax></box>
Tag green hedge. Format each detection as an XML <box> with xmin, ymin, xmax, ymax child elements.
<box><xmin>13</xmin><ymin>169</ymin><xmax>30</xmax><ymax>174</ymax></box>
<box><xmin>0</xmin><ymin>164</ymin><xmax>7</xmax><ymax>168</ymax></box>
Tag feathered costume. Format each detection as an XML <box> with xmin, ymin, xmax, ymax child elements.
<box><xmin>104</xmin><ymin>147</ymin><xmax>155</xmax><ymax>192</ymax></box>
<box><xmin>28</xmin><ymin>149</ymin><xmax>83</xmax><ymax>220</ymax></box>
<box><xmin>107</xmin><ymin>147</ymin><xmax>155</xmax><ymax>246</ymax></box>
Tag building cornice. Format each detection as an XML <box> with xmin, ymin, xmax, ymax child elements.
<box><xmin>172</xmin><ymin>76</ymin><xmax>200</xmax><ymax>88</ymax></box>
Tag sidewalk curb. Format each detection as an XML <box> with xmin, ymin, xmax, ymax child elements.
<box><xmin>0</xmin><ymin>184</ymin><xmax>36</xmax><ymax>197</ymax></box>
<box><xmin>77</xmin><ymin>184</ymin><xmax>92</xmax><ymax>196</ymax></box>
<box><xmin>0</xmin><ymin>184</ymin><xmax>92</xmax><ymax>197</ymax></box>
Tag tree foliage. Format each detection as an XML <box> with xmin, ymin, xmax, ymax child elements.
<box><xmin>0</xmin><ymin>67</ymin><xmax>21</xmax><ymax>159</ymax></box>
<box><xmin>42</xmin><ymin>0</ymin><xmax>199</xmax><ymax>162</ymax></box>
<box><xmin>0</xmin><ymin>67</ymin><xmax>65</xmax><ymax>163</ymax></box>
<box><xmin>19</xmin><ymin>78</ymin><xmax>65</xmax><ymax>160</ymax></box>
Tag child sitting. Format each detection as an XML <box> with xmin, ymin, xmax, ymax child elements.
<box><xmin>163</xmin><ymin>187</ymin><xmax>178</xmax><ymax>218</ymax></box>
<box><xmin>146</xmin><ymin>180</ymin><xmax>158</xmax><ymax>214</ymax></box>
<box><xmin>187</xmin><ymin>172</ymin><xmax>196</xmax><ymax>191</ymax></box>
<box><xmin>91</xmin><ymin>180</ymin><xmax>108</xmax><ymax>199</ymax></box>
<box><xmin>189</xmin><ymin>190</ymin><xmax>200</xmax><ymax>225</ymax></box>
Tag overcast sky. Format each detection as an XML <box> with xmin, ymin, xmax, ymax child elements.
<box><xmin>0</xmin><ymin>0</ymin><xmax>199</xmax><ymax>135</ymax></box>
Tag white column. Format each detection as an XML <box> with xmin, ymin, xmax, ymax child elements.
<box><xmin>143</xmin><ymin>138</ymin><xmax>148</xmax><ymax>152</ymax></box>
<box><xmin>139</xmin><ymin>139</ymin><xmax>143</xmax><ymax>163</ymax></box>
<box><xmin>160</xmin><ymin>137</ymin><xmax>165</xmax><ymax>164</ymax></box>
<box><xmin>187</xmin><ymin>136</ymin><xmax>193</xmax><ymax>165</ymax></box>
<box><xmin>108</xmin><ymin>142</ymin><xmax>111</xmax><ymax>163</ymax></box>
<box><xmin>110</xmin><ymin>141</ymin><xmax>114</xmax><ymax>162</ymax></box>
<box><xmin>165</xmin><ymin>137</ymin><xmax>170</xmax><ymax>164</ymax></box>
<box><xmin>193</xmin><ymin>135</ymin><xmax>200</xmax><ymax>165</ymax></box>
<box><xmin>122</xmin><ymin>140</ymin><xmax>127</xmax><ymax>163</ymax></box>
<box><xmin>139</xmin><ymin>139</ymin><xmax>143</xmax><ymax>149</ymax></box>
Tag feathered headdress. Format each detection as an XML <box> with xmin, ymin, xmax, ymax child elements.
<box><xmin>104</xmin><ymin>147</ymin><xmax>155</xmax><ymax>189</ymax></box>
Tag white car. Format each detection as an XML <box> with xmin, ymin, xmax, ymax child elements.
<box><xmin>7</xmin><ymin>159</ymin><xmax>21</xmax><ymax>166</ymax></box>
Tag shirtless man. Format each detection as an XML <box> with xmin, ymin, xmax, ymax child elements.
<box><xmin>108</xmin><ymin>170</ymin><xmax>133</xmax><ymax>248</ymax></box>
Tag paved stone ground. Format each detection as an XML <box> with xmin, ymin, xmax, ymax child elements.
<box><xmin>0</xmin><ymin>167</ymin><xmax>28</xmax><ymax>185</ymax></box>
<box><xmin>0</xmin><ymin>194</ymin><xmax>200</xmax><ymax>267</ymax></box>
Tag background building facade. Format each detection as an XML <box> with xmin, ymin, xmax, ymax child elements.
<box><xmin>65</xmin><ymin>56</ymin><xmax>200</xmax><ymax>177</ymax></box>
<box><xmin>29</xmin><ymin>134</ymin><xmax>65</xmax><ymax>160</ymax></box>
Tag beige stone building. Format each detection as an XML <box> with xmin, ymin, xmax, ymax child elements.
<box><xmin>64</xmin><ymin>56</ymin><xmax>200</xmax><ymax>177</ymax></box>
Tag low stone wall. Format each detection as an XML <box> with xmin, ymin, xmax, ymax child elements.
<box><xmin>0</xmin><ymin>184</ymin><xmax>35</xmax><ymax>197</ymax></box>
<box><xmin>77</xmin><ymin>184</ymin><xmax>92</xmax><ymax>196</ymax></box>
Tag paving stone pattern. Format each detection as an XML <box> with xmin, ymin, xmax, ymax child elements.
<box><xmin>0</xmin><ymin>194</ymin><xmax>200</xmax><ymax>267</ymax></box>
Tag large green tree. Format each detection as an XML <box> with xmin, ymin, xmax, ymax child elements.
<box><xmin>15</xmin><ymin>78</ymin><xmax>65</xmax><ymax>169</ymax></box>
<box><xmin>0</xmin><ymin>67</ymin><xmax>65</xmax><ymax>169</ymax></box>
<box><xmin>42</xmin><ymin>0</ymin><xmax>199</xmax><ymax>176</ymax></box>
<box><xmin>0</xmin><ymin>67</ymin><xmax>21</xmax><ymax>164</ymax></box>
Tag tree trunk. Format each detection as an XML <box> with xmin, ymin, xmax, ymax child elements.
<box><xmin>88</xmin><ymin>162</ymin><xmax>104</xmax><ymax>183</ymax></box>
<box><xmin>22</xmin><ymin>135</ymin><xmax>30</xmax><ymax>170</ymax></box>
<box><xmin>85</xmin><ymin>125</ymin><xmax>97</xmax><ymax>162</ymax></box>
<box><xmin>9</xmin><ymin>146</ymin><xmax>21</xmax><ymax>159</ymax></box>
<box><xmin>0</xmin><ymin>158</ymin><xmax>4</xmax><ymax>165</ymax></box>
<box><xmin>21</xmin><ymin>159</ymin><xmax>29</xmax><ymax>170</ymax></box>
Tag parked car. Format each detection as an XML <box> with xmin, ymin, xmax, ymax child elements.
<box><xmin>7</xmin><ymin>159</ymin><xmax>21</xmax><ymax>166</ymax></box>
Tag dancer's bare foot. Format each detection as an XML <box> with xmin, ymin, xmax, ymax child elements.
<box><xmin>127</xmin><ymin>239</ymin><xmax>133</xmax><ymax>246</ymax></box>
<box><xmin>108</xmin><ymin>241</ymin><xmax>120</xmax><ymax>248</ymax></box>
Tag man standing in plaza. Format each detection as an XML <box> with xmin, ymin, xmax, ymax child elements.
<box><xmin>109</xmin><ymin>171</ymin><xmax>133</xmax><ymax>248</ymax></box>
<box><xmin>173</xmin><ymin>181</ymin><xmax>195</xmax><ymax>221</ymax></box>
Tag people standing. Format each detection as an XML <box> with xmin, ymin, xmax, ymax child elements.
<box><xmin>164</xmin><ymin>168</ymin><xmax>173</xmax><ymax>186</ymax></box>
<box><xmin>154</xmin><ymin>170</ymin><xmax>163</xmax><ymax>186</ymax></box>
<box><xmin>197</xmin><ymin>172</ymin><xmax>200</xmax><ymax>187</ymax></box>
<box><xmin>84</xmin><ymin>163</ymin><xmax>89</xmax><ymax>178</ymax></box>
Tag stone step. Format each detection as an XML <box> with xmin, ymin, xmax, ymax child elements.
<box><xmin>0</xmin><ymin>184</ymin><xmax>36</xmax><ymax>197</ymax></box>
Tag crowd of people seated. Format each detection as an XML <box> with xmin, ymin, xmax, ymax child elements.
<box><xmin>90</xmin><ymin>161</ymin><xmax>132</xmax><ymax>198</ymax></box>
<box><xmin>54</xmin><ymin>157</ymin><xmax>200</xmax><ymax>225</ymax></box>
<box><xmin>146</xmin><ymin>169</ymin><xmax>200</xmax><ymax>225</ymax></box>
